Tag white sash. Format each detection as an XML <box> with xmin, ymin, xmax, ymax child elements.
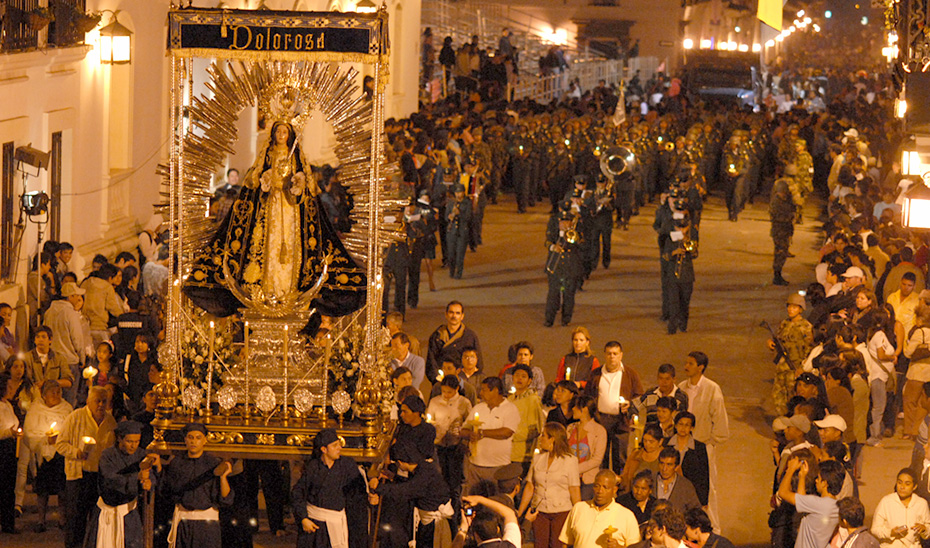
<box><xmin>166</xmin><ymin>505</ymin><xmax>219</xmax><ymax>548</ymax></box>
<box><xmin>95</xmin><ymin>497</ymin><xmax>137</xmax><ymax>548</ymax></box>
<box><xmin>411</xmin><ymin>500</ymin><xmax>454</xmax><ymax>547</ymax></box>
<box><xmin>306</xmin><ymin>504</ymin><xmax>349</xmax><ymax>548</ymax></box>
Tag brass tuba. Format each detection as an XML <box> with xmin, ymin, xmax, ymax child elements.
<box><xmin>600</xmin><ymin>145</ymin><xmax>636</xmax><ymax>179</ymax></box>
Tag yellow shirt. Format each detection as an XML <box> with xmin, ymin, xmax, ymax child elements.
<box><xmin>559</xmin><ymin>500</ymin><xmax>641</xmax><ymax>548</ymax></box>
<box><xmin>888</xmin><ymin>290</ymin><xmax>920</xmax><ymax>334</ymax></box>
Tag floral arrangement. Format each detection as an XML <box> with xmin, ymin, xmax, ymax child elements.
<box><xmin>181</xmin><ymin>313</ymin><xmax>238</xmax><ymax>393</ymax></box>
<box><xmin>327</xmin><ymin>321</ymin><xmax>364</xmax><ymax>395</ymax></box>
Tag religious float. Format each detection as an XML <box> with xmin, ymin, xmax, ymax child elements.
<box><xmin>150</xmin><ymin>5</ymin><xmax>405</xmax><ymax>467</ymax></box>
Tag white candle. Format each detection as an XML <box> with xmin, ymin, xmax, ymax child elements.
<box><xmin>244</xmin><ymin>321</ymin><xmax>250</xmax><ymax>412</ymax></box>
<box><xmin>283</xmin><ymin>324</ymin><xmax>289</xmax><ymax>414</ymax></box>
<box><xmin>437</xmin><ymin>370</ymin><xmax>445</xmax><ymax>381</ymax></box>
<box><xmin>565</xmin><ymin>367</ymin><xmax>572</xmax><ymax>381</ymax></box>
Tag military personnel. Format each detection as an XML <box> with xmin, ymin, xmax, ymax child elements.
<box><xmin>792</xmin><ymin>139</ymin><xmax>814</xmax><ymax>223</ymax></box>
<box><xmin>768</xmin><ymin>294</ymin><xmax>813</xmax><ymax>416</ymax></box>
<box><xmin>547</xmin><ymin>140</ymin><xmax>575</xmax><ymax>209</ymax></box>
<box><xmin>445</xmin><ymin>183</ymin><xmax>472</xmax><ymax>279</ymax></box>
<box><xmin>510</xmin><ymin>125</ymin><xmax>532</xmax><ymax>213</ymax></box>
<box><xmin>589</xmin><ymin>174</ymin><xmax>615</xmax><ymax>268</ymax></box>
<box><xmin>653</xmin><ymin>195</ymin><xmax>675</xmax><ymax>323</ymax></box>
<box><xmin>382</xmin><ymin>232</ymin><xmax>409</xmax><ymax>316</ymax></box>
<box><xmin>406</xmin><ymin>196</ymin><xmax>438</xmax><ymax>309</ymax></box>
<box><xmin>471</xmin><ymin>127</ymin><xmax>493</xmax><ymax>200</ymax></box>
<box><xmin>662</xmin><ymin>209</ymin><xmax>698</xmax><ymax>335</ymax></box>
<box><xmin>770</xmin><ymin>170</ymin><xmax>797</xmax><ymax>286</ymax></box>
<box><xmin>721</xmin><ymin>133</ymin><xmax>749</xmax><ymax>222</ymax></box>
<box><xmin>544</xmin><ymin>208</ymin><xmax>584</xmax><ymax>327</ymax></box>
<box><xmin>464</xmin><ymin>161</ymin><xmax>487</xmax><ymax>252</ymax></box>
<box><xmin>488</xmin><ymin>126</ymin><xmax>509</xmax><ymax>205</ymax></box>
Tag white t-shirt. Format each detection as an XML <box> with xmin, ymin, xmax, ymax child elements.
<box><xmin>470</xmin><ymin>399</ymin><xmax>520</xmax><ymax>467</ymax></box>
<box><xmin>865</xmin><ymin>332</ymin><xmax>894</xmax><ymax>383</ymax></box>
<box><xmin>597</xmin><ymin>367</ymin><xmax>624</xmax><ymax>416</ymax></box>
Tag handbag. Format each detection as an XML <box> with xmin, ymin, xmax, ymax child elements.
<box><xmin>910</xmin><ymin>329</ymin><xmax>930</xmax><ymax>362</ymax></box>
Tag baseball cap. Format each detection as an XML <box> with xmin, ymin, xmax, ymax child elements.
<box><xmin>842</xmin><ymin>266</ymin><xmax>865</xmax><ymax>279</ymax></box>
<box><xmin>814</xmin><ymin>414</ymin><xmax>847</xmax><ymax>432</ymax></box>
<box><xmin>773</xmin><ymin>414</ymin><xmax>811</xmax><ymax>434</ymax></box>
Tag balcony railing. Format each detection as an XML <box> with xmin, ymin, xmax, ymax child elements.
<box><xmin>1</xmin><ymin>0</ymin><xmax>92</xmax><ymax>53</ymax></box>
<box><xmin>2</xmin><ymin>0</ymin><xmax>41</xmax><ymax>52</ymax></box>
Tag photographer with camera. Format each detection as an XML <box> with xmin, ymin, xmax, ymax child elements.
<box><xmin>452</xmin><ymin>494</ymin><xmax>521</xmax><ymax>548</ymax></box>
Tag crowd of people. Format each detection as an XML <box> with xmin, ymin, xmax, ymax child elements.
<box><xmin>0</xmin><ymin>32</ymin><xmax>923</xmax><ymax>548</ymax></box>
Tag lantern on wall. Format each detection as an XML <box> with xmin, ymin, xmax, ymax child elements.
<box><xmin>902</xmin><ymin>180</ymin><xmax>930</xmax><ymax>229</ymax></box>
<box><xmin>98</xmin><ymin>11</ymin><xmax>132</xmax><ymax>65</ymax></box>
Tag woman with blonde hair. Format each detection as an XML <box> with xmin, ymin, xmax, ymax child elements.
<box><xmin>555</xmin><ymin>326</ymin><xmax>599</xmax><ymax>386</ymax></box>
<box><xmin>517</xmin><ymin>422</ymin><xmax>581</xmax><ymax>548</ymax></box>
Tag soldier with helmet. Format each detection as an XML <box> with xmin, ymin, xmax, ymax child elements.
<box><xmin>767</xmin><ymin>293</ymin><xmax>813</xmax><ymax>415</ymax></box>
<box><xmin>770</xmin><ymin>167</ymin><xmax>797</xmax><ymax>286</ymax></box>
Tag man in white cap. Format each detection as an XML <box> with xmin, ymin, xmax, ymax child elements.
<box><xmin>814</xmin><ymin>414</ymin><xmax>847</xmax><ymax>445</ymax></box>
<box><xmin>43</xmin><ymin>282</ymin><xmax>88</xmax><ymax>405</ymax></box>
<box><xmin>829</xmin><ymin>267</ymin><xmax>866</xmax><ymax>317</ymax></box>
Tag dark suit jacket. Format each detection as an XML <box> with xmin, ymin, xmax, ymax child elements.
<box><xmin>583</xmin><ymin>365</ymin><xmax>644</xmax><ymax>433</ymax></box>
<box><xmin>665</xmin><ymin>437</ymin><xmax>710</xmax><ymax>506</ymax></box>
<box><xmin>659</xmin><ymin>473</ymin><xmax>701</xmax><ymax>513</ymax></box>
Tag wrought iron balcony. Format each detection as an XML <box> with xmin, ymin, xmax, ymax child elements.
<box><xmin>1</xmin><ymin>0</ymin><xmax>96</xmax><ymax>53</ymax></box>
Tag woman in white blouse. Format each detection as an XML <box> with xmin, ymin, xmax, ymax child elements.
<box><xmin>517</xmin><ymin>422</ymin><xmax>581</xmax><ymax>548</ymax></box>
<box><xmin>872</xmin><ymin>468</ymin><xmax>930</xmax><ymax>548</ymax></box>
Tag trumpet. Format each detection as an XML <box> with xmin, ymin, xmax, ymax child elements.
<box><xmin>664</xmin><ymin>141</ymin><xmax>675</xmax><ymax>152</ymax></box>
<box><xmin>675</xmin><ymin>236</ymin><xmax>698</xmax><ymax>278</ymax></box>
<box><xmin>546</xmin><ymin>216</ymin><xmax>580</xmax><ymax>274</ymax></box>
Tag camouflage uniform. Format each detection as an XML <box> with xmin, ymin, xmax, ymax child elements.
<box><xmin>770</xmin><ymin>177</ymin><xmax>796</xmax><ymax>285</ymax></box>
<box><xmin>772</xmin><ymin>315</ymin><xmax>813</xmax><ymax>415</ymax></box>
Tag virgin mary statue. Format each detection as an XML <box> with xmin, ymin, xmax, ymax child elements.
<box><xmin>183</xmin><ymin>121</ymin><xmax>366</xmax><ymax>317</ymax></box>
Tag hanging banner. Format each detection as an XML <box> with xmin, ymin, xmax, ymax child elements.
<box><xmin>167</xmin><ymin>8</ymin><xmax>388</xmax><ymax>62</ymax></box>
<box><xmin>757</xmin><ymin>0</ymin><xmax>783</xmax><ymax>31</ymax></box>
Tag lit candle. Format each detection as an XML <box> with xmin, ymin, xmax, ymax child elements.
<box><xmin>83</xmin><ymin>365</ymin><xmax>98</xmax><ymax>380</ymax></box>
<box><xmin>437</xmin><ymin>370</ymin><xmax>445</xmax><ymax>381</ymax></box>
<box><xmin>15</xmin><ymin>427</ymin><xmax>21</xmax><ymax>458</ymax></box>
<box><xmin>618</xmin><ymin>396</ymin><xmax>627</xmax><ymax>405</ymax></box>
<box><xmin>473</xmin><ymin>412</ymin><xmax>480</xmax><ymax>423</ymax></box>
<box><xmin>206</xmin><ymin>321</ymin><xmax>215</xmax><ymax>415</ymax></box>
<box><xmin>283</xmin><ymin>324</ymin><xmax>289</xmax><ymax>416</ymax></box>
<box><xmin>47</xmin><ymin>421</ymin><xmax>58</xmax><ymax>436</ymax></box>
<box><xmin>426</xmin><ymin>413</ymin><xmax>433</xmax><ymax>423</ymax></box>
<box><xmin>81</xmin><ymin>436</ymin><xmax>96</xmax><ymax>453</ymax></box>
<box><xmin>509</xmin><ymin>385</ymin><xmax>516</xmax><ymax>394</ymax></box>
<box><xmin>565</xmin><ymin>367</ymin><xmax>572</xmax><ymax>381</ymax></box>
<box><xmin>244</xmin><ymin>321</ymin><xmax>250</xmax><ymax>415</ymax></box>
<box><xmin>633</xmin><ymin>414</ymin><xmax>640</xmax><ymax>426</ymax></box>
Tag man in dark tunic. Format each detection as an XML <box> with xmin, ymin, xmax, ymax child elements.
<box><xmin>86</xmin><ymin>420</ymin><xmax>158</xmax><ymax>548</ymax></box>
<box><xmin>292</xmin><ymin>428</ymin><xmax>362</xmax><ymax>548</ymax></box>
<box><xmin>164</xmin><ymin>423</ymin><xmax>233</xmax><ymax>548</ymax></box>
<box><xmin>370</xmin><ymin>440</ymin><xmax>453</xmax><ymax>548</ymax></box>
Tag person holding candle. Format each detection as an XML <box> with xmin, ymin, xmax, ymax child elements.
<box><xmin>501</xmin><ymin>343</ymin><xmax>546</xmax><ymax>396</ymax></box>
<box><xmin>2</xmin><ymin>355</ymin><xmax>37</xmax><ymax>424</ymax></box>
<box><xmin>461</xmin><ymin>377</ymin><xmax>520</xmax><ymax>493</ymax></box>
<box><xmin>558</xmin><ymin>469</ymin><xmax>640</xmax><ymax>548</ymax></box>
<box><xmin>428</xmin><ymin>374</ymin><xmax>472</xmax><ymax>518</ymax></box>
<box><xmin>555</xmin><ymin>327</ymin><xmax>600</xmax><ymax>386</ymax></box>
<box><xmin>429</xmin><ymin>359</ymin><xmax>477</xmax><ymax>405</ymax></box>
<box><xmin>19</xmin><ymin>379</ymin><xmax>72</xmax><ymax>530</ymax></box>
<box><xmin>79</xmin><ymin>341</ymin><xmax>124</xmax><ymax>406</ymax></box>
<box><xmin>583</xmin><ymin>340</ymin><xmax>644</xmax><ymax>474</ymax></box>
<box><xmin>567</xmin><ymin>395</ymin><xmax>607</xmax><ymax>501</ymax></box>
<box><xmin>43</xmin><ymin>282</ymin><xmax>87</xmax><ymax>406</ymax></box>
<box><xmin>620</xmin><ymin>424</ymin><xmax>665</xmax><ymax>493</ymax></box>
<box><xmin>85</xmin><ymin>420</ymin><xmax>159</xmax><ymax>548</ymax></box>
<box><xmin>0</xmin><ymin>372</ymin><xmax>22</xmax><ymax>533</ymax></box>
<box><xmin>56</xmin><ymin>385</ymin><xmax>117</xmax><ymax>548</ymax></box>
<box><xmin>546</xmin><ymin>380</ymin><xmax>579</xmax><ymax>427</ymax></box>
<box><xmin>426</xmin><ymin>301</ymin><xmax>483</xmax><ymax>383</ymax></box>
<box><xmin>164</xmin><ymin>423</ymin><xmax>233</xmax><ymax>548</ymax></box>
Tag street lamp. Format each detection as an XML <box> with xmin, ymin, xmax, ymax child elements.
<box><xmin>98</xmin><ymin>11</ymin><xmax>132</xmax><ymax>65</ymax></box>
<box><xmin>902</xmin><ymin>181</ymin><xmax>930</xmax><ymax>229</ymax></box>
<box><xmin>355</xmin><ymin>0</ymin><xmax>377</xmax><ymax>13</ymax></box>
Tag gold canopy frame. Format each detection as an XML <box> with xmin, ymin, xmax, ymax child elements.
<box><xmin>154</xmin><ymin>6</ymin><xmax>404</xmax><ymax>461</ymax></box>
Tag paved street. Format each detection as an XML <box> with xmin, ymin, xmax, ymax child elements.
<box><xmin>5</xmin><ymin>194</ymin><xmax>912</xmax><ymax>548</ymax></box>
<box><xmin>401</xmin><ymin>194</ymin><xmax>911</xmax><ymax>546</ymax></box>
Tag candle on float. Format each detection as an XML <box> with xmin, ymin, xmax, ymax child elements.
<box><xmin>283</xmin><ymin>324</ymin><xmax>289</xmax><ymax>413</ymax></box>
<box><xmin>244</xmin><ymin>321</ymin><xmax>250</xmax><ymax>412</ymax></box>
